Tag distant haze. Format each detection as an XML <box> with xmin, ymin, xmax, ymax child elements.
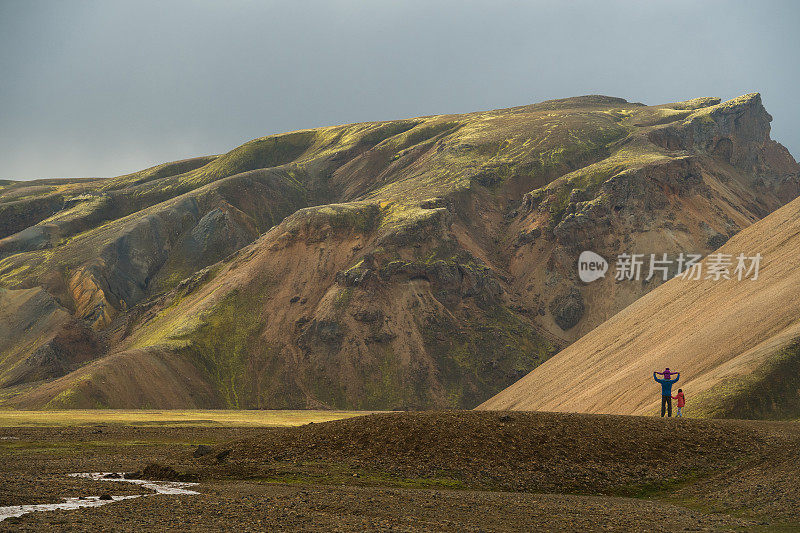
<box><xmin>2</xmin><ymin>0</ymin><xmax>798</xmax><ymax>180</ymax></box>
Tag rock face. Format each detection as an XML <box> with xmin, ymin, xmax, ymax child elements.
<box><xmin>479</xmin><ymin>193</ymin><xmax>800</xmax><ymax>420</ymax></box>
<box><xmin>549</xmin><ymin>290</ymin><xmax>584</xmax><ymax>331</ymax></box>
<box><xmin>0</xmin><ymin>93</ymin><xmax>798</xmax><ymax>409</ymax></box>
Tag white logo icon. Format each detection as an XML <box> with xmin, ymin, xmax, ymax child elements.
<box><xmin>578</xmin><ymin>251</ymin><xmax>608</xmax><ymax>283</ymax></box>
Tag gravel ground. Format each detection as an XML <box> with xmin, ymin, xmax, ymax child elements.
<box><xmin>196</xmin><ymin>411</ymin><xmax>770</xmax><ymax>494</ymax></box>
<box><xmin>1</xmin><ymin>481</ymin><xmax>758</xmax><ymax>532</ymax></box>
<box><xmin>0</xmin><ymin>413</ymin><xmax>797</xmax><ymax>531</ymax></box>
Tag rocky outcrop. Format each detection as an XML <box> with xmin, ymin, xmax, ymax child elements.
<box><xmin>649</xmin><ymin>93</ymin><xmax>797</xmax><ymax>182</ymax></box>
<box><xmin>374</xmin><ymin>255</ymin><xmax>503</xmax><ymax>308</ymax></box>
<box><xmin>549</xmin><ymin>289</ymin><xmax>585</xmax><ymax>331</ymax></box>
<box><xmin>552</xmin><ymin>157</ymin><xmax>705</xmax><ymax>250</ymax></box>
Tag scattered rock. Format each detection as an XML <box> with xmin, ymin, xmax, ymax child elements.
<box><xmin>516</xmin><ymin>228</ymin><xmax>541</xmax><ymax>246</ymax></box>
<box><xmin>707</xmin><ymin>233</ymin><xmax>729</xmax><ymax>250</ymax></box>
<box><xmin>294</xmin><ymin>316</ymin><xmax>310</xmax><ymax>330</ymax></box>
<box><xmin>336</xmin><ymin>267</ymin><xmax>374</xmax><ymax>286</ymax></box>
<box><xmin>125</xmin><ymin>463</ymin><xmax>192</xmax><ymax>481</ymax></box>
<box><xmin>193</xmin><ymin>444</ymin><xmax>213</xmax><ymax>458</ymax></box>
<box><xmin>297</xmin><ymin>320</ymin><xmax>346</xmax><ymax>348</ymax></box>
<box><xmin>352</xmin><ymin>309</ymin><xmax>383</xmax><ymax>323</ymax></box>
<box><xmin>549</xmin><ymin>289</ymin><xmax>585</xmax><ymax>331</ymax></box>
<box><xmin>99</xmin><ymin>494</ymin><xmax>113</xmax><ymax>501</ymax></box>
<box><xmin>419</xmin><ymin>197</ymin><xmax>448</xmax><ymax>209</ymax></box>
<box><xmin>365</xmin><ymin>331</ymin><xmax>397</xmax><ymax>345</ymax></box>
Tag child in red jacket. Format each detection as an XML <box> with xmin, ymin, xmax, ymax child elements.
<box><xmin>672</xmin><ymin>389</ymin><xmax>686</xmax><ymax>417</ymax></box>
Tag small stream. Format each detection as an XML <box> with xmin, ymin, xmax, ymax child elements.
<box><xmin>0</xmin><ymin>472</ymin><xmax>199</xmax><ymax>522</ymax></box>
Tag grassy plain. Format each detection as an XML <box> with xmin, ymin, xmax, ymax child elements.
<box><xmin>0</xmin><ymin>409</ymin><xmax>370</xmax><ymax>427</ymax></box>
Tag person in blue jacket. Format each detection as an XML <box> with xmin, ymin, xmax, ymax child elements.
<box><xmin>654</xmin><ymin>371</ymin><xmax>680</xmax><ymax>417</ymax></box>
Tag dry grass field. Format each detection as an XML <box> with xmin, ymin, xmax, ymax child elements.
<box><xmin>0</xmin><ymin>409</ymin><xmax>369</xmax><ymax>427</ymax></box>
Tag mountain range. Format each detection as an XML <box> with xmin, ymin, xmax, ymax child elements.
<box><xmin>1</xmin><ymin>93</ymin><xmax>797</xmax><ymax>410</ymax></box>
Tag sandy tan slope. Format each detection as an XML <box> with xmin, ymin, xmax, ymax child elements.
<box><xmin>479</xmin><ymin>193</ymin><xmax>800</xmax><ymax>417</ymax></box>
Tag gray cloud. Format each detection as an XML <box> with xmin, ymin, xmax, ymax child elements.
<box><xmin>1</xmin><ymin>0</ymin><xmax>798</xmax><ymax>179</ymax></box>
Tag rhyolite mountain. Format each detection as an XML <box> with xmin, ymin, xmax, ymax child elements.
<box><xmin>0</xmin><ymin>93</ymin><xmax>797</xmax><ymax>409</ymax></box>
<box><xmin>479</xmin><ymin>190</ymin><xmax>800</xmax><ymax>420</ymax></box>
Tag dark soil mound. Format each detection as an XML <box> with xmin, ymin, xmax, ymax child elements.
<box><xmin>126</xmin><ymin>463</ymin><xmax>196</xmax><ymax>482</ymax></box>
<box><xmin>199</xmin><ymin>411</ymin><xmax>768</xmax><ymax>494</ymax></box>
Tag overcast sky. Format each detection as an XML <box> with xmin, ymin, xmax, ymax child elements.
<box><xmin>1</xmin><ymin>0</ymin><xmax>798</xmax><ymax>180</ymax></box>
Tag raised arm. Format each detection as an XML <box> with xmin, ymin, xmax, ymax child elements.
<box><xmin>673</xmin><ymin>373</ymin><xmax>680</xmax><ymax>382</ymax></box>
